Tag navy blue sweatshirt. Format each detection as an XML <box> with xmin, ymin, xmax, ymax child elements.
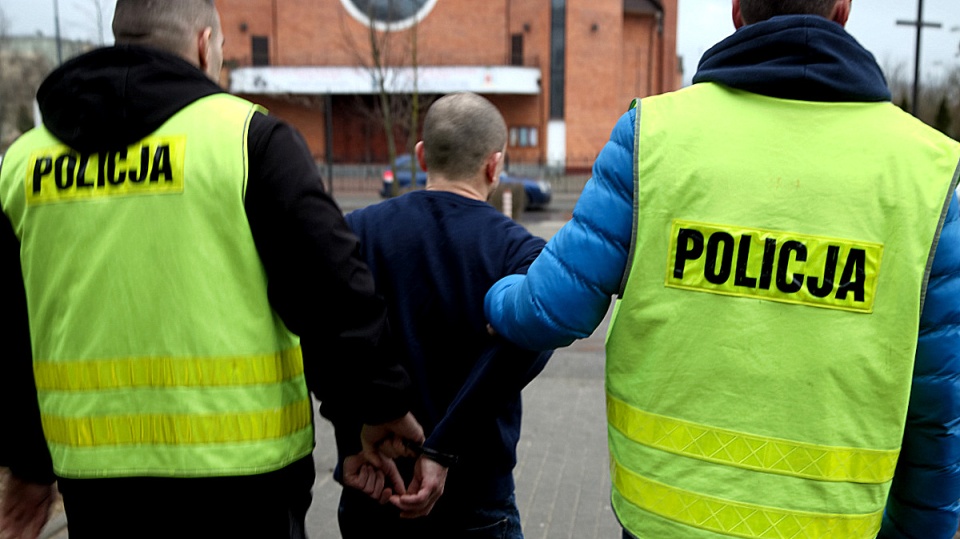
<box><xmin>333</xmin><ymin>190</ymin><xmax>552</xmax><ymax>506</ymax></box>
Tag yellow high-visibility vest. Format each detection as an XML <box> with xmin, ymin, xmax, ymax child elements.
<box><xmin>607</xmin><ymin>83</ymin><xmax>960</xmax><ymax>538</ymax></box>
<box><xmin>0</xmin><ymin>93</ymin><xmax>314</xmax><ymax>478</ymax></box>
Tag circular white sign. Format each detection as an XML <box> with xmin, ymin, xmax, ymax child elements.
<box><xmin>340</xmin><ymin>0</ymin><xmax>438</xmax><ymax>31</ymax></box>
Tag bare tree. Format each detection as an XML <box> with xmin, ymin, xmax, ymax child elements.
<box><xmin>367</xmin><ymin>13</ymin><xmax>401</xmax><ymax>195</ymax></box>
<box><xmin>0</xmin><ymin>21</ymin><xmax>54</xmax><ymax>152</ymax></box>
<box><xmin>339</xmin><ymin>1</ymin><xmax>430</xmax><ymax>196</ymax></box>
<box><xmin>939</xmin><ymin>65</ymin><xmax>960</xmax><ymax>140</ymax></box>
<box><xmin>73</xmin><ymin>0</ymin><xmax>114</xmax><ymax>46</ymax></box>
<box><xmin>882</xmin><ymin>56</ymin><xmax>960</xmax><ymax>141</ymax></box>
<box><xmin>881</xmin><ymin>59</ymin><xmax>911</xmax><ymax>110</ymax></box>
<box><xmin>405</xmin><ymin>10</ymin><xmax>420</xmax><ymax>191</ymax></box>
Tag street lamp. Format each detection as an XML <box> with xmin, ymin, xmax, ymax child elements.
<box><xmin>53</xmin><ymin>0</ymin><xmax>63</xmax><ymax>65</ymax></box>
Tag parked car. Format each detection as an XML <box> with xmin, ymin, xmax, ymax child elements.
<box><xmin>380</xmin><ymin>154</ymin><xmax>552</xmax><ymax>210</ymax></box>
<box><xmin>380</xmin><ymin>154</ymin><xmax>426</xmax><ymax>197</ymax></box>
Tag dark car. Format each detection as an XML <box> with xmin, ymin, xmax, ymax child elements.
<box><xmin>380</xmin><ymin>154</ymin><xmax>427</xmax><ymax>196</ymax></box>
<box><xmin>380</xmin><ymin>154</ymin><xmax>552</xmax><ymax>210</ymax></box>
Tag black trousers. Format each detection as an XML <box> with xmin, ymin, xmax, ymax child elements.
<box><xmin>57</xmin><ymin>455</ymin><xmax>315</xmax><ymax>539</ymax></box>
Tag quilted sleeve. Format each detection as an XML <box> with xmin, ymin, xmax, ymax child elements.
<box><xmin>484</xmin><ymin>109</ymin><xmax>636</xmax><ymax>350</ymax></box>
<box><xmin>879</xmin><ymin>192</ymin><xmax>960</xmax><ymax>539</ymax></box>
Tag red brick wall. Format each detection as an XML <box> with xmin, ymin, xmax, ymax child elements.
<box><xmin>492</xmin><ymin>94</ymin><xmax>545</xmax><ymax>166</ymax></box>
<box><xmin>505</xmin><ymin>0</ymin><xmax>552</xmax><ymax>167</ymax></box>
<box><xmin>217</xmin><ymin>0</ymin><xmax>677</xmax><ymax>169</ymax></box>
<box><xmin>240</xmin><ymin>93</ymin><xmax>426</xmax><ymax>163</ymax></box>
<box><xmin>217</xmin><ymin>0</ymin><xmax>272</xmax><ymax>67</ymax></box>
<box><xmin>659</xmin><ymin>0</ymin><xmax>680</xmax><ymax>95</ymax></box>
<box><xmin>622</xmin><ymin>14</ymin><xmax>656</xmax><ymax>104</ymax></box>
<box><xmin>565</xmin><ymin>0</ymin><xmax>624</xmax><ymax>170</ymax></box>
<box><xmin>220</xmin><ymin>0</ymin><xmax>516</xmax><ymax>67</ymax></box>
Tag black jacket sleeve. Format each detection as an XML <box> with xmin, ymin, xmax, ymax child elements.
<box><xmin>0</xmin><ymin>205</ymin><xmax>55</xmax><ymax>484</ymax></box>
<box><xmin>244</xmin><ymin>112</ymin><xmax>410</xmax><ymax>424</ymax></box>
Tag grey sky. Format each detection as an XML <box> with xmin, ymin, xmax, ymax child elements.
<box><xmin>1</xmin><ymin>0</ymin><xmax>114</xmax><ymax>46</ymax></box>
<box><xmin>2</xmin><ymin>0</ymin><xmax>958</xmax><ymax>85</ymax></box>
<box><xmin>678</xmin><ymin>0</ymin><xmax>960</xmax><ymax>84</ymax></box>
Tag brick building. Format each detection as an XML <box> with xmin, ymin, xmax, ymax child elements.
<box><xmin>216</xmin><ymin>0</ymin><xmax>679</xmax><ymax>171</ymax></box>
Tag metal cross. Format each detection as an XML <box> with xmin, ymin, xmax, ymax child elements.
<box><xmin>896</xmin><ymin>0</ymin><xmax>943</xmax><ymax>115</ymax></box>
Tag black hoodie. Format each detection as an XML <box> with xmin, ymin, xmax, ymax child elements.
<box><xmin>0</xmin><ymin>45</ymin><xmax>411</xmax><ymax>484</ymax></box>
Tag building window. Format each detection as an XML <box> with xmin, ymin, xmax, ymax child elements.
<box><xmin>550</xmin><ymin>0</ymin><xmax>566</xmax><ymax>119</ymax></box>
<box><xmin>509</xmin><ymin>126</ymin><xmax>539</xmax><ymax>148</ymax></box>
<box><xmin>340</xmin><ymin>0</ymin><xmax>438</xmax><ymax>31</ymax></box>
<box><xmin>252</xmin><ymin>36</ymin><xmax>270</xmax><ymax>66</ymax></box>
<box><xmin>510</xmin><ymin>33</ymin><xmax>524</xmax><ymax>66</ymax></box>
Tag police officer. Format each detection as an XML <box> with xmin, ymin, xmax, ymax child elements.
<box><xmin>484</xmin><ymin>0</ymin><xmax>960</xmax><ymax>538</ymax></box>
<box><xmin>0</xmin><ymin>1</ymin><xmax>422</xmax><ymax>538</ymax></box>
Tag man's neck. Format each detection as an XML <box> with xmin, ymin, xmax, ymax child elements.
<box><xmin>425</xmin><ymin>176</ymin><xmax>488</xmax><ymax>201</ymax></box>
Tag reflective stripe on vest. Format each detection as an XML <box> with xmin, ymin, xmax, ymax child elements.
<box><xmin>36</xmin><ymin>347</ymin><xmax>309</xmax><ymax>447</ymax></box>
<box><xmin>0</xmin><ymin>94</ymin><xmax>313</xmax><ymax>478</ymax></box>
<box><xmin>42</xmin><ymin>398</ymin><xmax>312</xmax><ymax>447</ymax></box>
<box><xmin>608</xmin><ymin>394</ymin><xmax>898</xmax><ymax>484</ymax></box>
<box><xmin>606</xmin><ymin>84</ymin><xmax>960</xmax><ymax>538</ymax></box>
<box><xmin>34</xmin><ymin>347</ymin><xmax>305</xmax><ymax>391</ymax></box>
<box><xmin>611</xmin><ymin>459</ymin><xmax>882</xmax><ymax>539</ymax></box>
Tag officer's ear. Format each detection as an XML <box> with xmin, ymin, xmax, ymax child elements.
<box><xmin>831</xmin><ymin>0</ymin><xmax>851</xmax><ymax>27</ymax></box>
<box><xmin>732</xmin><ymin>0</ymin><xmax>746</xmax><ymax>29</ymax></box>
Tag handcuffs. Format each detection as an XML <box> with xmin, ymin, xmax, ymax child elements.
<box><xmin>402</xmin><ymin>439</ymin><xmax>459</xmax><ymax>468</ymax></box>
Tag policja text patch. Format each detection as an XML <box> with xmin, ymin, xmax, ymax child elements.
<box><xmin>665</xmin><ymin>220</ymin><xmax>883</xmax><ymax>313</ymax></box>
<box><xmin>25</xmin><ymin>135</ymin><xmax>186</xmax><ymax>205</ymax></box>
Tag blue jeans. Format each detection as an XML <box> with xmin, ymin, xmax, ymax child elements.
<box><xmin>338</xmin><ymin>488</ymin><xmax>523</xmax><ymax>539</ymax></box>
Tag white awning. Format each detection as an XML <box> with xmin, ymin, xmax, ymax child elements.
<box><xmin>229</xmin><ymin>65</ymin><xmax>541</xmax><ymax>95</ymax></box>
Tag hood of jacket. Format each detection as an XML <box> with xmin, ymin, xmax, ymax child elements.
<box><xmin>37</xmin><ymin>45</ymin><xmax>223</xmax><ymax>153</ymax></box>
<box><xmin>692</xmin><ymin>15</ymin><xmax>891</xmax><ymax>102</ymax></box>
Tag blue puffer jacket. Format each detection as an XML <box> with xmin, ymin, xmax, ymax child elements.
<box><xmin>485</xmin><ymin>15</ymin><xmax>960</xmax><ymax>539</ymax></box>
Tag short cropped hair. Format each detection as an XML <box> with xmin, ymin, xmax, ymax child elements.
<box><xmin>113</xmin><ymin>0</ymin><xmax>219</xmax><ymax>57</ymax></box>
<box><xmin>422</xmin><ymin>93</ymin><xmax>508</xmax><ymax>182</ymax></box>
<box><xmin>738</xmin><ymin>0</ymin><xmax>836</xmax><ymax>25</ymax></box>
